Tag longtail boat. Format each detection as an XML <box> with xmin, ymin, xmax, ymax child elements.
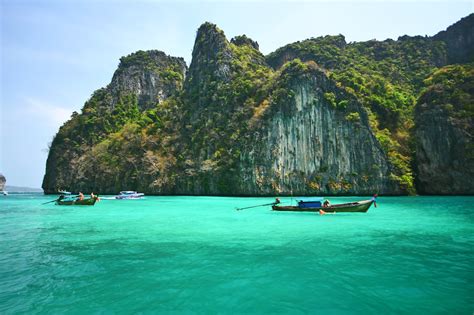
<box><xmin>56</xmin><ymin>196</ymin><xmax>99</xmax><ymax>206</ymax></box>
<box><xmin>272</xmin><ymin>197</ymin><xmax>376</xmax><ymax>213</ymax></box>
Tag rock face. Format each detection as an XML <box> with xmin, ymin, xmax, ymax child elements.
<box><xmin>184</xmin><ymin>22</ymin><xmax>233</xmax><ymax>106</ymax></box>
<box><xmin>231</xmin><ymin>35</ymin><xmax>259</xmax><ymax>50</ymax></box>
<box><xmin>433</xmin><ymin>13</ymin><xmax>474</xmax><ymax>64</ymax></box>
<box><xmin>415</xmin><ymin>106</ymin><xmax>473</xmax><ymax>194</ymax></box>
<box><xmin>111</xmin><ymin>50</ymin><xmax>187</xmax><ymax>110</ymax></box>
<box><xmin>237</xmin><ymin>69</ymin><xmax>400</xmax><ymax>195</ymax></box>
<box><xmin>0</xmin><ymin>174</ymin><xmax>5</xmax><ymax>191</ymax></box>
<box><xmin>415</xmin><ymin>64</ymin><xmax>474</xmax><ymax>194</ymax></box>
<box><xmin>43</xmin><ymin>15</ymin><xmax>474</xmax><ymax>195</ymax></box>
<box><xmin>266</xmin><ymin>35</ymin><xmax>347</xmax><ymax>70</ymax></box>
<box><xmin>42</xmin><ymin>51</ymin><xmax>187</xmax><ymax>194</ymax></box>
<box><xmin>173</xmin><ymin>59</ymin><xmax>400</xmax><ymax>195</ymax></box>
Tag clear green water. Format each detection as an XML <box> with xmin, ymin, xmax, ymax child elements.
<box><xmin>1</xmin><ymin>194</ymin><xmax>473</xmax><ymax>314</ymax></box>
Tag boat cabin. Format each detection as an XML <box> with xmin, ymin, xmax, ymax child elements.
<box><xmin>296</xmin><ymin>197</ymin><xmax>324</xmax><ymax>208</ymax></box>
<box><xmin>119</xmin><ymin>191</ymin><xmax>137</xmax><ymax>195</ymax></box>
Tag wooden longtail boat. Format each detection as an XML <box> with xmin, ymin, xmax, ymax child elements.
<box><xmin>56</xmin><ymin>196</ymin><xmax>99</xmax><ymax>206</ymax></box>
<box><xmin>272</xmin><ymin>199</ymin><xmax>375</xmax><ymax>213</ymax></box>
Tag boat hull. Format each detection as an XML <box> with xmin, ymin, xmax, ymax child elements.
<box><xmin>56</xmin><ymin>197</ymin><xmax>98</xmax><ymax>206</ymax></box>
<box><xmin>115</xmin><ymin>192</ymin><xmax>144</xmax><ymax>199</ymax></box>
<box><xmin>115</xmin><ymin>195</ymin><xmax>143</xmax><ymax>199</ymax></box>
<box><xmin>272</xmin><ymin>200</ymin><xmax>374</xmax><ymax>213</ymax></box>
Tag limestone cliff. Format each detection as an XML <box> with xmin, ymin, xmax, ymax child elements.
<box><xmin>111</xmin><ymin>50</ymin><xmax>187</xmax><ymax>110</ymax></box>
<box><xmin>238</xmin><ymin>66</ymin><xmax>400</xmax><ymax>195</ymax></box>
<box><xmin>415</xmin><ymin>64</ymin><xmax>474</xmax><ymax>194</ymax></box>
<box><xmin>43</xmin><ymin>15</ymin><xmax>474</xmax><ymax>195</ymax></box>
<box><xmin>42</xmin><ymin>51</ymin><xmax>187</xmax><ymax>193</ymax></box>
<box><xmin>175</xmin><ymin>51</ymin><xmax>400</xmax><ymax>195</ymax></box>
<box><xmin>433</xmin><ymin>13</ymin><xmax>474</xmax><ymax>64</ymax></box>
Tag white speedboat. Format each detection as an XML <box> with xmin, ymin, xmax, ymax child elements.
<box><xmin>115</xmin><ymin>191</ymin><xmax>144</xmax><ymax>199</ymax></box>
<box><xmin>2</xmin><ymin>191</ymin><xmax>8</xmax><ymax>196</ymax></box>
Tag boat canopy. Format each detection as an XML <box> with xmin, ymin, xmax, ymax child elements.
<box><xmin>296</xmin><ymin>197</ymin><xmax>324</xmax><ymax>203</ymax></box>
<box><xmin>296</xmin><ymin>197</ymin><xmax>324</xmax><ymax>208</ymax></box>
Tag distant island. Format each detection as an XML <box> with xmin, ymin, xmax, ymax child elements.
<box><xmin>0</xmin><ymin>173</ymin><xmax>5</xmax><ymax>191</ymax></box>
<box><xmin>43</xmin><ymin>14</ymin><xmax>473</xmax><ymax>196</ymax></box>
<box><xmin>0</xmin><ymin>173</ymin><xmax>43</xmax><ymax>192</ymax></box>
<box><xmin>5</xmin><ymin>186</ymin><xmax>43</xmax><ymax>193</ymax></box>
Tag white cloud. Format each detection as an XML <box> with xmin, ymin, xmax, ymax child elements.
<box><xmin>23</xmin><ymin>98</ymin><xmax>72</xmax><ymax>127</ymax></box>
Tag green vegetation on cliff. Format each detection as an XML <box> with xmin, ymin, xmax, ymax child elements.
<box><xmin>419</xmin><ymin>63</ymin><xmax>474</xmax><ymax>117</ymax></box>
<box><xmin>266</xmin><ymin>34</ymin><xmax>448</xmax><ymax>193</ymax></box>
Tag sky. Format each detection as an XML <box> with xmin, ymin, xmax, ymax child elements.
<box><xmin>1</xmin><ymin>0</ymin><xmax>472</xmax><ymax>188</ymax></box>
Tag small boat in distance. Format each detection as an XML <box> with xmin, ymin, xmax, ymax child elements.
<box><xmin>58</xmin><ymin>190</ymin><xmax>72</xmax><ymax>195</ymax></box>
<box><xmin>115</xmin><ymin>191</ymin><xmax>145</xmax><ymax>199</ymax></box>
<box><xmin>2</xmin><ymin>191</ymin><xmax>8</xmax><ymax>196</ymax></box>
<box><xmin>272</xmin><ymin>196</ymin><xmax>376</xmax><ymax>213</ymax></box>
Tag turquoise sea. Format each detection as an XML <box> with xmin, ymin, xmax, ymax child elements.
<box><xmin>1</xmin><ymin>194</ymin><xmax>473</xmax><ymax>314</ymax></box>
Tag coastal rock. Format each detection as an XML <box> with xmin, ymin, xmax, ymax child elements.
<box><xmin>240</xmin><ymin>68</ymin><xmax>400</xmax><ymax>195</ymax></box>
<box><xmin>42</xmin><ymin>51</ymin><xmax>187</xmax><ymax>194</ymax></box>
<box><xmin>231</xmin><ymin>35</ymin><xmax>260</xmax><ymax>50</ymax></box>
<box><xmin>180</xmin><ymin>63</ymin><xmax>400</xmax><ymax>195</ymax></box>
<box><xmin>414</xmin><ymin>64</ymin><xmax>474</xmax><ymax>194</ymax></box>
<box><xmin>266</xmin><ymin>35</ymin><xmax>347</xmax><ymax>70</ymax></box>
<box><xmin>42</xmin><ymin>15</ymin><xmax>473</xmax><ymax>195</ymax></box>
<box><xmin>111</xmin><ymin>50</ymin><xmax>187</xmax><ymax>110</ymax></box>
<box><xmin>433</xmin><ymin>13</ymin><xmax>474</xmax><ymax>64</ymax></box>
<box><xmin>0</xmin><ymin>173</ymin><xmax>5</xmax><ymax>191</ymax></box>
<box><xmin>184</xmin><ymin>22</ymin><xmax>233</xmax><ymax>107</ymax></box>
